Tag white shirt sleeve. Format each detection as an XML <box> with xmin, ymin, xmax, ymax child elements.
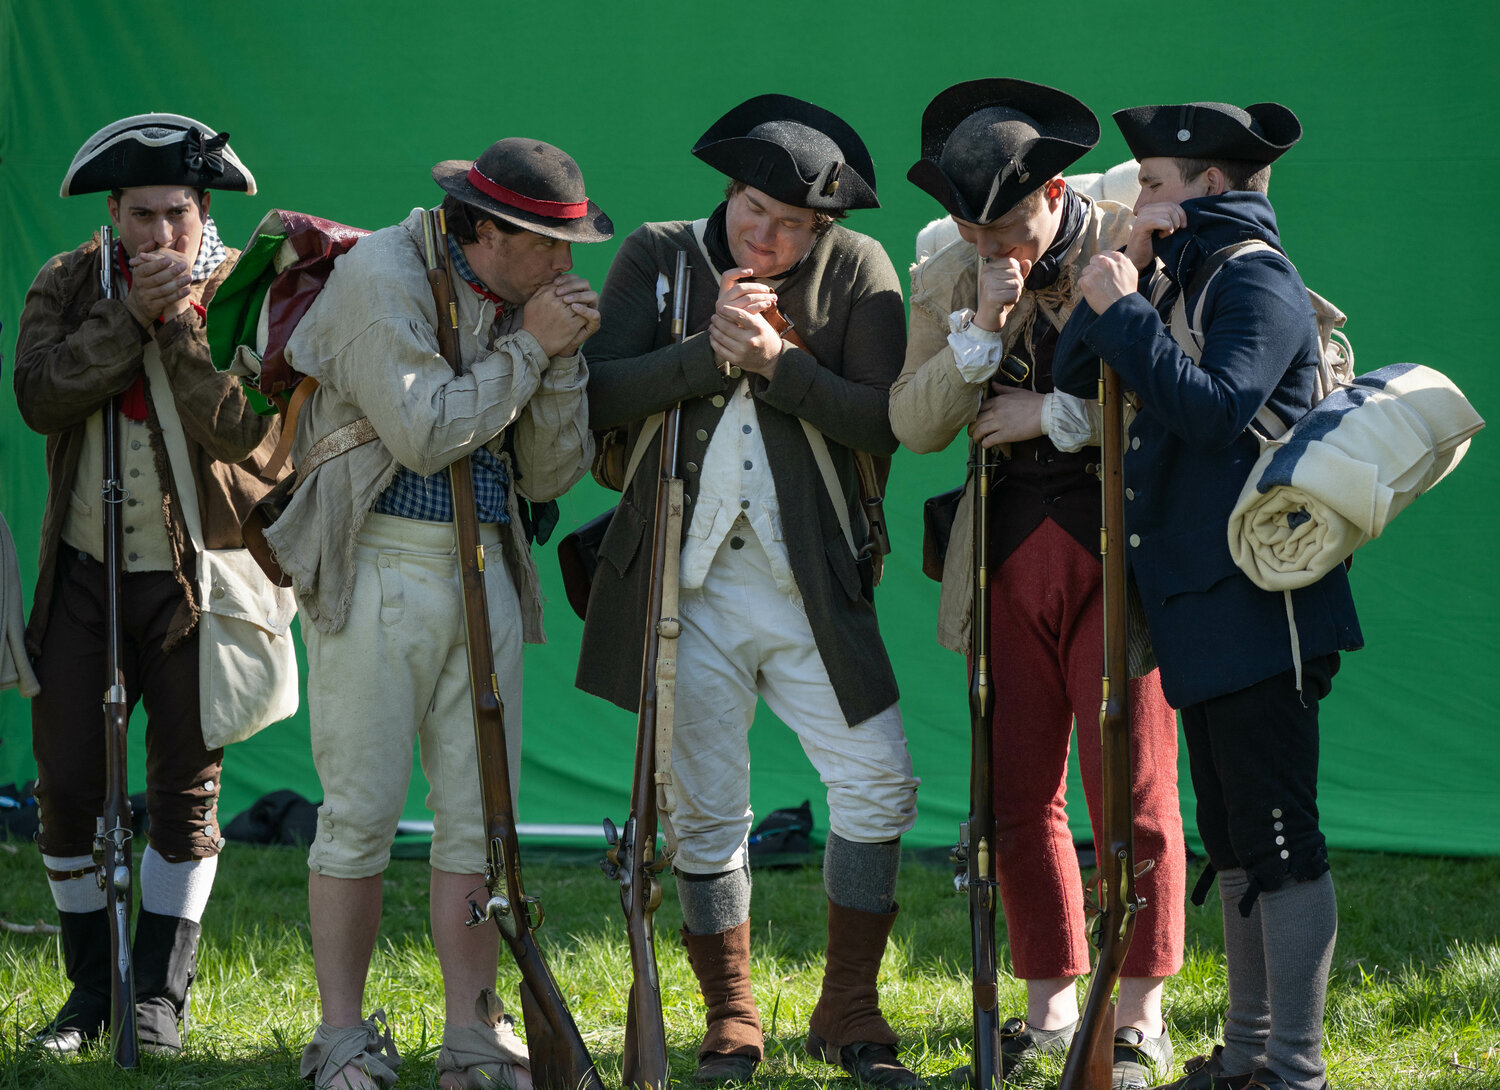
<box><xmin>946</xmin><ymin>308</ymin><xmax>1007</xmax><ymax>384</ymax></box>
<box><xmin>1041</xmin><ymin>390</ymin><xmax>1102</xmax><ymax>453</ymax></box>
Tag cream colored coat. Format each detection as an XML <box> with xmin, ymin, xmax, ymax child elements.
<box><xmin>266</xmin><ymin>208</ymin><xmax>592</xmax><ymax>638</ymax></box>
<box><xmin>890</xmin><ymin>195</ymin><xmax>1134</xmax><ymax>653</ymax></box>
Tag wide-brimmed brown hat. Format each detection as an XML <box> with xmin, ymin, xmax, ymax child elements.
<box><xmin>1113</xmin><ymin>102</ymin><xmax>1302</xmax><ymax>165</ymax></box>
<box><xmin>691</xmin><ymin>93</ymin><xmax>878</xmax><ymax>212</ymax></box>
<box><xmin>907</xmin><ymin>79</ymin><xmax>1098</xmax><ymax>224</ymax></box>
<box><xmin>61</xmin><ymin>112</ymin><xmax>256</xmax><ymax>197</ymax></box>
<box><xmin>433</xmin><ymin>137</ymin><xmax>612</xmax><ymax>243</ymax></box>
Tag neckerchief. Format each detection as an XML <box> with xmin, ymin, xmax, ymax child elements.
<box><xmin>1024</xmin><ymin>186</ymin><xmax>1085</xmax><ymax>293</ymax></box>
<box><xmin>1004</xmin><ymin>187</ymin><xmax>1088</xmax><ymax>356</ymax></box>
<box><xmin>191</xmin><ymin>216</ymin><xmax>226</xmax><ymax>281</ymax></box>
<box><xmin>448</xmin><ymin>231</ymin><xmax>505</xmax><ymax>307</ymax></box>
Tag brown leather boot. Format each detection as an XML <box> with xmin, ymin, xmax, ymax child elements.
<box><xmin>804</xmin><ymin>901</ymin><xmax>917</xmax><ymax>1089</ymax></box>
<box><xmin>682</xmin><ymin>922</ymin><xmax>762</xmax><ymax>1084</ymax></box>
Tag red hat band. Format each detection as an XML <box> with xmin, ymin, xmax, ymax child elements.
<box><xmin>466</xmin><ymin>164</ymin><xmax>587</xmax><ymax>219</ymax></box>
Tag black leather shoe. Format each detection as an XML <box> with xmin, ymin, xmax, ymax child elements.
<box><xmin>807</xmin><ymin>1031</ymin><xmax>920</xmax><ymax>1089</ymax></box>
<box><xmin>1148</xmin><ymin>1046</ymin><xmax>1254</xmax><ymax>1090</ymax></box>
<box><xmin>693</xmin><ymin>1051</ymin><xmax>759</xmax><ymax>1085</ymax></box>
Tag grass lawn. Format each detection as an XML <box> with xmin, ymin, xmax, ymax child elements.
<box><xmin>1</xmin><ymin>838</ymin><xmax>1496</xmax><ymax>1088</ymax></box>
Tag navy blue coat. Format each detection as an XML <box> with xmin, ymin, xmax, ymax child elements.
<box><xmin>1054</xmin><ymin>191</ymin><xmax>1362</xmax><ymax>708</ymax></box>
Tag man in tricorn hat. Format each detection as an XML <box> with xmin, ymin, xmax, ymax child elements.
<box><xmin>1055</xmin><ymin>103</ymin><xmax>1363</xmax><ymax>1090</ymax></box>
<box><xmin>576</xmin><ymin>94</ymin><xmax>919</xmax><ymax>1087</ymax></box>
<box><xmin>15</xmin><ymin>112</ymin><xmax>270</xmax><ymax>1056</ymax></box>
<box><xmin>892</xmin><ymin>78</ymin><xmax>1186</xmax><ymax>1088</ymax></box>
<box><xmin>265</xmin><ymin>138</ymin><xmax>611</xmax><ymax>1090</ymax></box>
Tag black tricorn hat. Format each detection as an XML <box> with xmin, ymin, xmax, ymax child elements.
<box><xmin>61</xmin><ymin>112</ymin><xmax>256</xmax><ymax>197</ymax></box>
<box><xmin>907</xmin><ymin>79</ymin><xmax>1099</xmax><ymax>224</ymax></box>
<box><xmin>433</xmin><ymin>137</ymin><xmax>613</xmax><ymax>243</ymax></box>
<box><xmin>1113</xmin><ymin>102</ymin><xmax>1302</xmax><ymax>165</ymax></box>
<box><xmin>691</xmin><ymin>94</ymin><xmax>878</xmax><ymax>212</ymax></box>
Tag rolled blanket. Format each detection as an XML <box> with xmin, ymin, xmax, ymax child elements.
<box><xmin>1228</xmin><ymin>363</ymin><xmax>1483</xmax><ymax>591</ymax></box>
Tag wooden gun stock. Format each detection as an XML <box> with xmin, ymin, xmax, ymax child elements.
<box><xmin>955</xmin><ymin>441</ymin><xmax>1001</xmax><ymax>1089</ymax></box>
<box><xmin>422</xmin><ymin>210</ymin><xmax>602</xmax><ymax>1090</ymax></box>
<box><xmin>601</xmin><ymin>249</ymin><xmax>692</xmax><ymax>1090</ymax></box>
<box><xmin>96</xmin><ymin>225</ymin><xmax>141</xmax><ymax>1069</ymax></box>
<box><xmin>1058</xmin><ymin>361</ymin><xmax>1142</xmax><ymax>1090</ymax></box>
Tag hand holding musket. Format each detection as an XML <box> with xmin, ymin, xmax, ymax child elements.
<box><xmin>953</xmin><ymin>438</ymin><xmax>1001</xmax><ymax>1089</ymax></box>
<box><xmin>96</xmin><ymin>224</ymin><xmax>141</xmax><ymax>1070</ymax></box>
<box><xmin>600</xmin><ymin>249</ymin><xmax>691</xmax><ymax>1090</ymax></box>
<box><xmin>421</xmin><ymin>209</ymin><xmax>603</xmax><ymax>1090</ymax></box>
<box><xmin>1058</xmin><ymin>359</ymin><xmax>1145</xmax><ymax>1090</ymax></box>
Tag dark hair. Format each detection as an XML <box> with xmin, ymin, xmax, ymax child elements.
<box><xmin>441</xmin><ymin>193</ymin><xmax>525</xmax><ymax>244</ymax></box>
<box><xmin>1175</xmin><ymin>158</ymin><xmax>1272</xmax><ymax>194</ymax></box>
<box><xmin>724</xmin><ymin>179</ymin><xmax>844</xmax><ymax>236</ymax></box>
<box><xmin>108</xmin><ymin>187</ymin><xmax>208</xmax><ymax>204</ymax></box>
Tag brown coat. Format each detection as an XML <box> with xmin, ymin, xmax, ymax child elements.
<box><xmin>14</xmin><ymin>235</ymin><xmax>279</xmax><ymax>656</ymax></box>
<box><xmin>575</xmin><ymin>218</ymin><xmax>906</xmax><ymax>727</ymax></box>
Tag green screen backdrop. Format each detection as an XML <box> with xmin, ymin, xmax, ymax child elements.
<box><xmin>2</xmin><ymin>1</ymin><xmax>1495</xmax><ymax>859</ymax></box>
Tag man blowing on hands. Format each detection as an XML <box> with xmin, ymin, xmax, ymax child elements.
<box><xmin>1054</xmin><ymin>101</ymin><xmax>1362</xmax><ymax>1090</ymax></box>
<box><xmin>891</xmin><ymin>79</ymin><xmax>1185</xmax><ymax>1089</ymax></box>
<box><xmin>576</xmin><ymin>94</ymin><xmax>920</xmax><ymax>1088</ymax></box>
<box><xmin>265</xmin><ymin>137</ymin><xmax>611</xmax><ymax>1090</ymax></box>
<box><xmin>15</xmin><ymin>112</ymin><xmax>269</xmax><ymax>1056</ymax></box>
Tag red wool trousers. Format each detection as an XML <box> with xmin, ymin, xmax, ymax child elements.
<box><xmin>987</xmin><ymin>519</ymin><xmax>1185</xmax><ymax>980</ymax></box>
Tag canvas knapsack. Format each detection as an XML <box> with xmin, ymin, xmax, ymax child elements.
<box><xmin>208</xmin><ymin>211</ymin><xmax>376</xmax><ymax>586</ymax></box>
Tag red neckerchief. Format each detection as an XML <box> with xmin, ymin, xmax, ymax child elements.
<box><xmin>112</xmin><ymin>240</ymin><xmax>206</xmax><ymax>422</ymax></box>
<box><xmin>463</xmin><ymin>277</ymin><xmax>504</xmax><ymax>307</ymax></box>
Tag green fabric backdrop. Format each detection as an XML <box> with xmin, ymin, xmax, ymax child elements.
<box><xmin>2</xmin><ymin>1</ymin><xmax>1495</xmax><ymax>858</ymax></box>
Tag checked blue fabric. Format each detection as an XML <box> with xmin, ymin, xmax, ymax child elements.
<box><xmin>371</xmin><ymin>446</ymin><xmax>511</xmax><ymax>524</ymax></box>
<box><xmin>370</xmin><ymin>231</ymin><xmax>512</xmax><ymax>525</ymax></box>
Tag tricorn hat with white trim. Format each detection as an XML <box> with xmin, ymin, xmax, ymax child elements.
<box><xmin>61</xmin><ymin>112</ymin><xmax>256</xmax><ymax>197</ymax></box>
<box><xmin>908</xmin><ymin>79</ymin><xmax>1099</xmax><ymax>224</ymax></box>
<box><xmin>1113</xmin><ymin>101</ymin><xmax>1302</xmax><ymax>165</ymax></box>
<box><xmin>433</xmin><ymin>137</ymin><xmax>613</xmax><ymax>244</ymax></box>
<box><xmin>692</xmin><ymin>94</ymin><xmax>879</xmax><ymax>212</ymax></box>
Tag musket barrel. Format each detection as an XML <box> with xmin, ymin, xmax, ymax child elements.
<box><xmin>612</xmin><ymin>249</ymin><xmax>692</xmax><ymax>1090</ymax></box>
<box><xmin>97</xmin><ymin>223</ymin><xmax>140</xmax><ymax>1069</ymax></box>
<box><xmin>423</xmin><ymin>209</ymin><xmax>601</xmax><ymax>1090</ymax></box>
<box><xmin>1058</xmin><ymin>359</ymin><xmax>1140</xmax><ymax>1090</ymax></box>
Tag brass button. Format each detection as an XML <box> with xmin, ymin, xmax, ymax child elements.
<box><xmin>686</xmin><ymin>462</ymin><xmax>699</xmax><ymax>473</ymax></box>
<box><xmin>729</xmin><ymin>366</ymin><xmax>743</xmax><ymax>379</ymax></box>
<box><xmin>711</xmin><ymin>395</ymin><xmax>726</xmax><ymax>408</ymax></box>
<box><xmin>695</xmin><ymin>429</ymin><xmax>708</xmax><ymax>442</ymax></box>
